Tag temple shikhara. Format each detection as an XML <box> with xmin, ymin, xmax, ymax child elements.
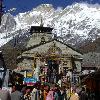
<box><xmin>17</xmin><ymin>24</ymin><xmax>83</xmax><ymax>84</ymax></box>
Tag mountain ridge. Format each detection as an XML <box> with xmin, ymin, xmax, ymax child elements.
<box><xmin>0</xmin><ymin>3</ymin><xmax>100</xmax><ymax>48</ymax></box>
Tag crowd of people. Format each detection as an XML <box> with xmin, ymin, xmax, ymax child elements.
<box><xmin>0</xmin><ymin>78</ymin><xmax>90</xmax><ymax>100</ymax></box>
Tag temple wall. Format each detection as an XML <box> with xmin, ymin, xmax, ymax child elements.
<box><xmin>27</xmin><ymin>33</ymin><xmax>52</xmax><ymax>47</ymax></box>
<box><xmin>17</xmin><ymin>59</ymin><xmax>34</xmax><ymax>70</ymax></box>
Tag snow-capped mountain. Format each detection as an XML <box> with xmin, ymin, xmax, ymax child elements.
<box><xmin>1</xmin><ymin>3</ymin><xmax>100</xmax><ymax>47</ymax></box>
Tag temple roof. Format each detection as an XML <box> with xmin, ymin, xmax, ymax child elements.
<box><xmin>30</xmin><ymin>26</ymin><xmax>53</xmax><ymax>33</ymax></box>
<box><xmin>23</xmin><ymin>39</ymin><xmax>83</xmax><ymax>55</ymax></box>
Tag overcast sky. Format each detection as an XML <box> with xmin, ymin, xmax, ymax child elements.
<box><xmin>4</xmin><ymin>0</ymin><xmax>100</xmax><ymax>15</ymax></box>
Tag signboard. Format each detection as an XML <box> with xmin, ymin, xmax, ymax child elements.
<box><xmin>27</xmin><ymin>72</ymin><xmax>33</xmax><ymax>77</ymax></box>
<box><xmin>24</xmin><ymin>77</ymin><xmax>37</xmax><ymax>86</ymax></box>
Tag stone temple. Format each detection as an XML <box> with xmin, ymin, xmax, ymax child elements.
<box><xmin>17</xmin><ymin>24</ymin><xmax>83</xmax><ymax>84</ymax></box>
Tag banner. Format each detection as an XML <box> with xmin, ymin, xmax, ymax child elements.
<box><xmin>24</xmin><ymin>77</ymin><xmax>37</xmax><ymax>86</ymax></box>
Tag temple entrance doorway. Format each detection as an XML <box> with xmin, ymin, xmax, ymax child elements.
<box><xmin>45</xmin><ymin>42</ymin><xmax>62</xmax><ymax>83</ymax></box>
<box><xmin>47</xmin><ymin>57</ymin><xmax>60</xmax><ymax>83</ymax></box>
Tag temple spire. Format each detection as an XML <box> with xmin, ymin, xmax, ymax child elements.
<box><xmin>40</xmin><ymin>16</ymin><xmax>44</xmax><ymax>27</ymax></box>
